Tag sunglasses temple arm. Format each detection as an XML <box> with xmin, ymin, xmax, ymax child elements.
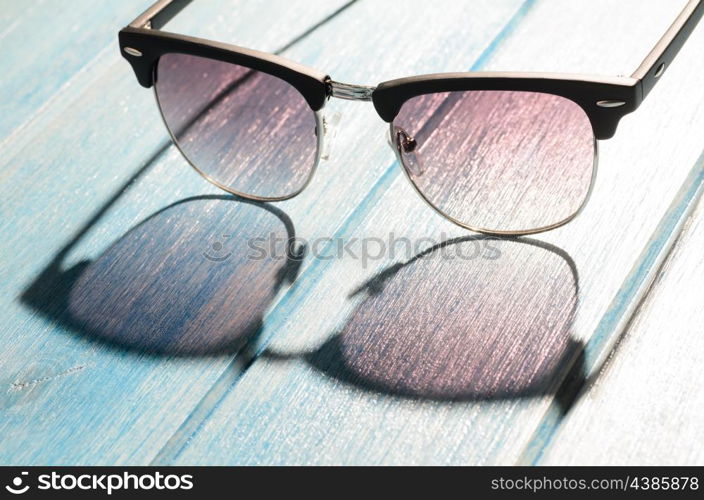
<box><xmin>129</xmin><ymin>0</ymin><xmax>194</xmax><ymax>30</ymax></box>
<box><xmin>632</xmin><ymin>0</ymin><xmax>704</xmax><ymax>101</ymax></box>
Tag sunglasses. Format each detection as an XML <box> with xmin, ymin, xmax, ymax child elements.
<box><xmin>119</xmin><ymin>0</ymin><xmax>703</xmax><ymax>235</ymax></box>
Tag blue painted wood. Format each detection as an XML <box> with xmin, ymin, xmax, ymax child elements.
<box><xmin>1</xmin><ymin>0</ymin><xmax>701</xmax><ymax>466</ymax></box>
<box><xmin>542</xmin><ymin>173</ymin><xmax>704</xmax><ymax>465</ymax></box>
<box><xmin>0</xmin><ymin>0</ymin><xmax>352</xmax><ymax>465</ymax></box>
<box><xmin>524</xmin><ymin>149</ymin><xmax>704</xmax><ymax>464</ymax></box>
<box><xmin>167</xmin><ymin>0</ymin><xmax>704</xmax><ymax>465</ymax></box>
<box><xmin>1</xmin><ymin>0</ymin><xmax>526</xmax><ymax>465</ymax></box>
<box><xmin>150</xmin><ymin>0</ymin><xmax>533</xmax><ymax>464</ymax></box>
<box><xmin>0</xmin><ymin>0</ymin><xmax>148</xmax><ymax>143</ymax></box>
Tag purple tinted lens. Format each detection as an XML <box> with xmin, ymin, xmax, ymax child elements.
<box><xmin>156</xmin><ymin>53</ymin><xmax>319</xmax><ymax>199</ymax></box>
<box><xmin>393</xmin><ymin>91</ymin><xmax>595</xmax><ymax>233</ymax></box>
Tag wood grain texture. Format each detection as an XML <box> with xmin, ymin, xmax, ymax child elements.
<box><xmin>0</xmin><ymin>0</ymin><xmax>148</xmax><ymax>144</ymax></box>
<box><xmin>0</xmin><ymin>0</ymin><xmax>352</xmax><ymax>465</ymax></box>
<box><xmin>169</xmin><ymin>0</ymin><xmax>704</xmax><ymax>465</ymax></box>
<box><xmin>541</xmin><ymin>190</ymin><xmax>704</xmax><ymax>465</ymax></box>
<box><xmin>150</xmin><ymin>0</ymin><xmax>533</xmax><ymax>464</ymax></box>
<box><xmin>0</xmin><ymin>0</ymin><xmax>525</xmax><ymax>465</ymax></box>
<box><xmin>1</xmin><ymin>0</ymin><xmax>702</xmax><ymax>466</ymax></box>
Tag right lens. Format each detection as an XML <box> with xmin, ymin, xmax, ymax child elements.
<box><xmin>392</xmin><ymin>90</ymin><xmax>596</xmax><ymax>234</ymax></box>
<box><xmin>155</xmin><ymin>53</ymin><xmax>319</xmax><ymax>200</ymax></box>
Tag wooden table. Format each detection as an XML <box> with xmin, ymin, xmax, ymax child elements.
<box><xmin>1</xmin><ymin>0</ymin><xmax>702</xmax><ymax>465</ymax></box>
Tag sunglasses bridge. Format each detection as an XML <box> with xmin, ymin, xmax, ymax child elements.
<box><xmin>324</xmin><ymin>79</ymin><xmax>421</xmax><ymax>169</ymax></box>
<box><xmin>327</xmin><ymin>79</ymin><xmax>376</xmax><ymax>101</ymax></box>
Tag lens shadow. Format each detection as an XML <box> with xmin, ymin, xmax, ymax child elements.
<box><xmin>21</xmin><ymin>196</ymin><xmax>303</xmax><ymax>357</ymax></box>
<box><xmin>267</xmin><ymin>236</ymin><xmax>585</xmax><ymax>404</ymax></box>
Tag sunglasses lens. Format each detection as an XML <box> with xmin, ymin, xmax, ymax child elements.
<box><xmin>155</xmin><ymin>53</ymin><xmax>319</xmax><ymax>199</ymax></box>
<box><xmin>392</xmin><ymin>91</ymin><xmax>595</xmax><ymax>233</ymax></box>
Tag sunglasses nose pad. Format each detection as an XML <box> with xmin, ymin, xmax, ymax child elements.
<box><xmin>320</xmin><ymin>111</ymin><xmax>341</xmax><ymax>161</ymax></box>
<box><xmin>391</xmin><ymin>126</ymin><xmax>424</xmax><ymax>177</ymax></box>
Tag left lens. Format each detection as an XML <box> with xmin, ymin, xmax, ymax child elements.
<box><xmin>392</xmin><ymin>90</ymin><xmax>596</xmax><ymax>234</ymax></box>
<box><xmin>155</xmin><ymin>53</ymin><xmax>319</xmax><ymax>200</ymax></box>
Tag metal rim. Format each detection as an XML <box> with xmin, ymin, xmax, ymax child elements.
<box><xmin>389</xmin><ymin>122</ymin><xmax>600</xmax><ymax>237</ymax></box>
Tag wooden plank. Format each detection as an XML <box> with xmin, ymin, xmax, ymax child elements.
<box><xmin>0</xmin><ymin>0</ymin><xmax>148</xmax><ymax>143</ymax></box>
<box><xmin>0</xmin><ymin>0</ymin><xmax>352</xmax><ymax>465</ymax></box>
<box><xmin>0</xmin><ymin>0</ymin><xmax>526</xmax><ymax>465</ymax></box>
<box><xmin>541</xmin><ymin>187</ymin><xmax>704</xmax><ymax>465</ymax></box>
<box><xmin>520</xmin><ymin>151</ymin><xmax>704</xmax><ymax>464</ymax></box>
<box><xmin>170</xmin><ymin>0</ymin><xmax>704</xmax><ymax>465</ymax></box>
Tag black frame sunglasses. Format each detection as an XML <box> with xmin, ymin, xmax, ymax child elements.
<box><xmin>119</xmin><ymin>0</ymin><xmax>704</xmax><ymax>235</ymax></box>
